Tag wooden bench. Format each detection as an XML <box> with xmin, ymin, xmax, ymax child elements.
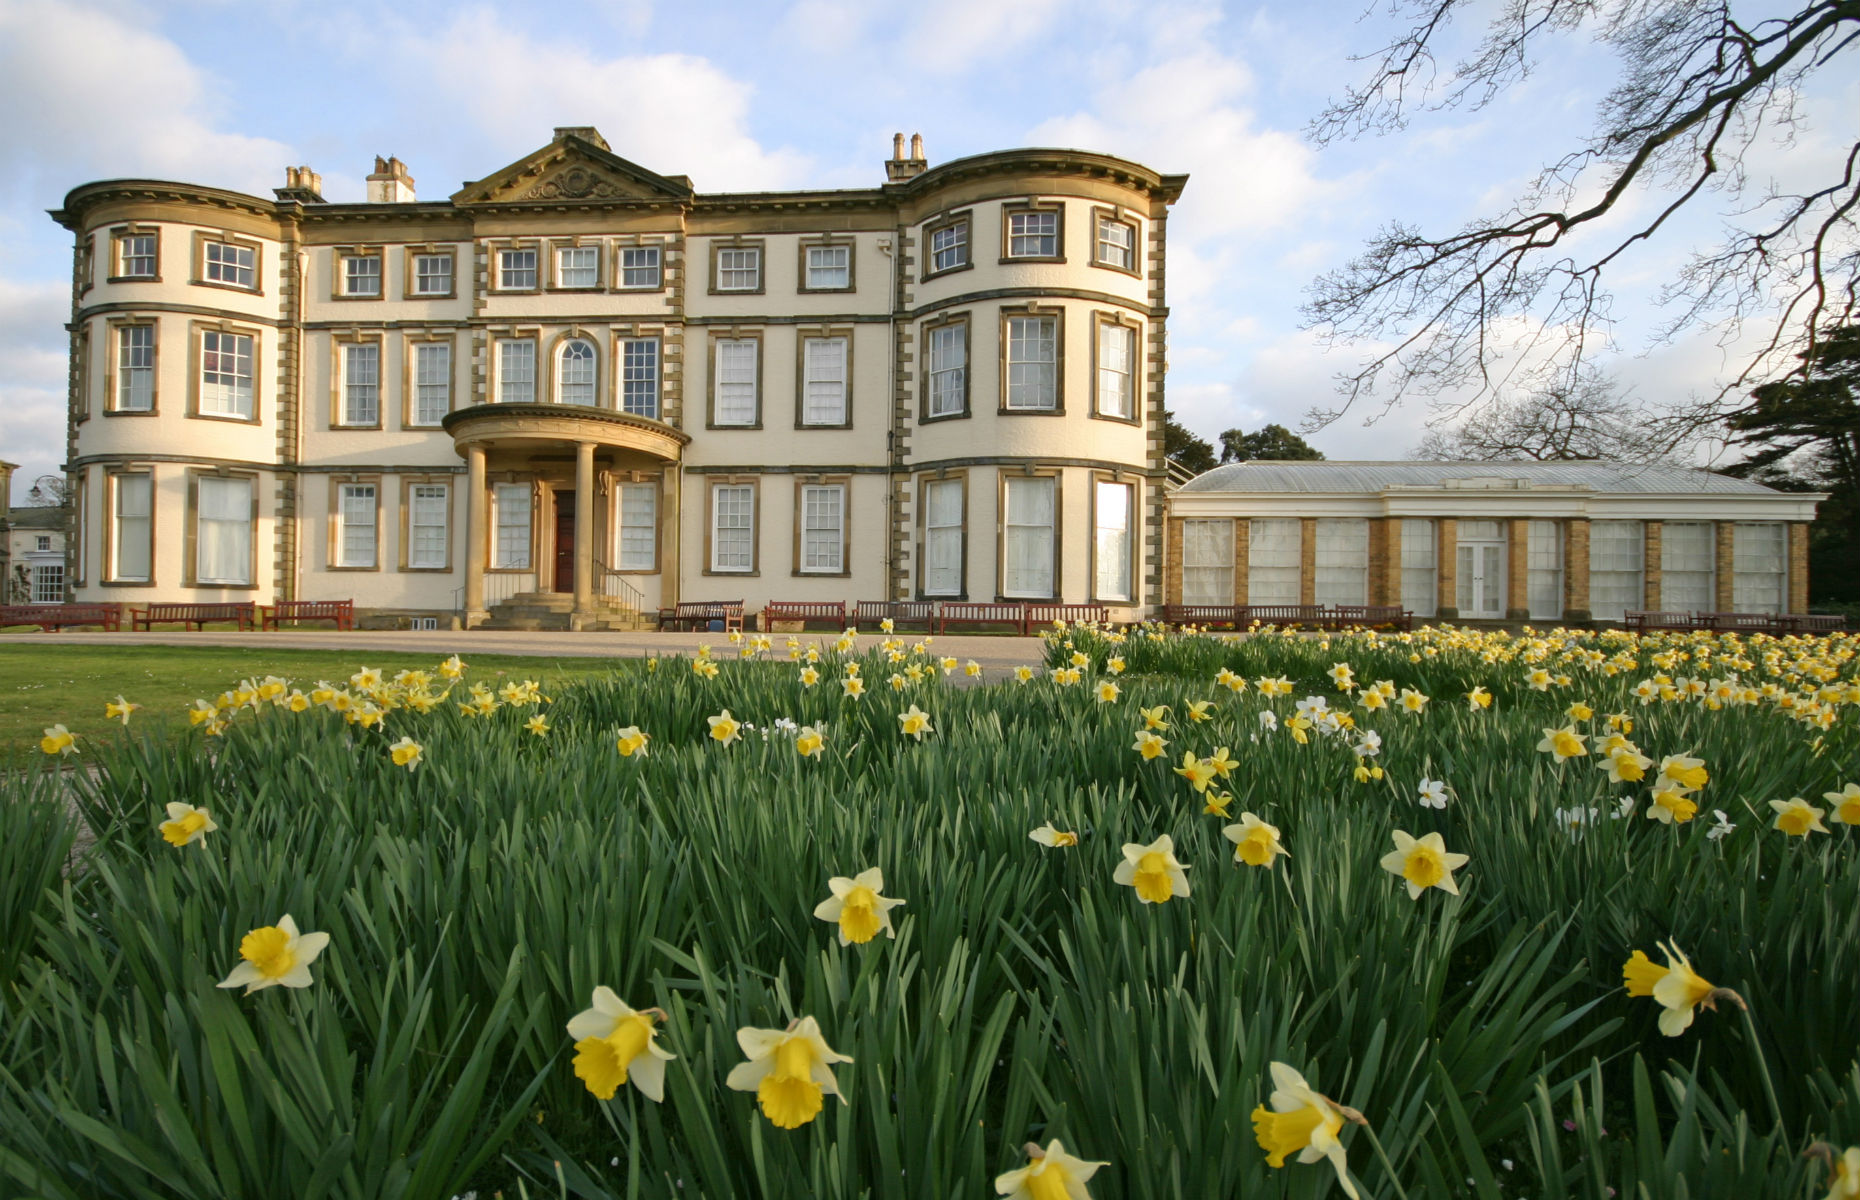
<box><xmin>1783</xmin><ymin>613</ymin><xmax>1846</xmax><ymax>635</ymax></box>
<box><xmin>853</xmin><ymin>600</ymin><xmax>936</xmax><ymax>631</ymax></box>
<box><xmin>261</xmin><ymin>599</ymin><xmax>354</xmax><ymax>631</ymax></box>
<box><xmin>1243</xmin><ymin>604</ymin><xmax>1327</xmax><ymax>628</ymax></box>
<box><xmin>131</xmin><ymin>602</ymin><xmax>257</xmax><ymax>631</ymax></box>
<box><xmin>1328</xmin><ymin>605</ymin><xmax>1413</xmax><ymax>630</ymax></box>
<box><xmin>937</xmin><ymin>602</ymin><xmax>1030</xmax><ymax>635</ymax></box>
<box><xmin>1624</xmin><ymin>611</ymin><xmax>1702</xmax><ymax>632</ymax></box>
<box><xmin>0</xmin><ymin>603</ymin><xmax>122</xmax><ymax>632</ymax></box>
<box><xmin>1025</xmin><ymin>603</ymin><xmax>1109</xmax><ymax>630</ymax></box>
<box><xmin>758</xmin><ymin>600</ymin><xmax>847</xmax><ymax>631</ymax></box>
<box><xmin>1695</xmin><ymin>611</ymin><xmax>1786</xmax><ymax>634</ymax></box>
<box><xmin>1160</xmin><ymin>604</ymin><xmax>1246</xmax><ymax>629</ymax></box>
<box><xmin>656</xmin><ymin>600</ymin><xmax>744</xmax><ymax>633</ymax></box>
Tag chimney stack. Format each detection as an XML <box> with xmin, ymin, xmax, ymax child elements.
<box><xmin>274</xmin><ymin>165</ymin><xmax>325</xmax><ymax>204</ymax></box>
<box><xmin>366</xmin><ymin>156</ymin><xmax>416</xmax><ymax>203</ymax></box>
<box><xmin>885</xmin><ymin>131</ymin><xmax>928</xmax><ymax>183</ymax></box>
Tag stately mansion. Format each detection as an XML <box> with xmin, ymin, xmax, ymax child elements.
<box><xmin>49</xmin><ymin>128</ymin><xmax>1821</xmax><ymax>627</ymax></box>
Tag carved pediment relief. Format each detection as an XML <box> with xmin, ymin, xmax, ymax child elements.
<box><xmin>453</xmin><ymin>138</ymin><xmax>693</xmax><ymax>206</ymax></box>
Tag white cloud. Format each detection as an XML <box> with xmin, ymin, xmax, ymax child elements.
<box><xmin>900</xmin><ymin>0</ymin><xmax>1067</xmax><ymax>74</ymax></box>
<box><xmin>393</xmin><ymin>10</ymin><xmax>810</xmax><ymax>193</ymax></box>
<box><xmin>0</xmin><ymin>0</ymin><xmax>293</xmax><ymax>195</ymax></box>
<box><xmin>0</xmin><ymin>278</ymin><xmax>70</xmax><ymax>501</ymax></box>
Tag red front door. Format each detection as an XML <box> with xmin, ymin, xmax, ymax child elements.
<box><xmin>553</xmin><ymin>494</ymin><xmax>575</xmax><ymax>593</ymax></box>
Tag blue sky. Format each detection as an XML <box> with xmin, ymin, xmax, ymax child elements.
<box><xmin>2</xmin><ymin>0</ymin><xmax>1850</xmax><ymax>502</ymax></box>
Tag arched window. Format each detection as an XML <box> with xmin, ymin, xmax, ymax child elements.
<box><xmin>558</xmin><ymin>339</ymin><xmax>596</xmax><ymax>405</ymax></box>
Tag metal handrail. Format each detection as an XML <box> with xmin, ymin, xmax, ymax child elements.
<box><xmin>592</xmin><ymin>555</ymin><xmax>645</xmax><ymax>614</ymax></box>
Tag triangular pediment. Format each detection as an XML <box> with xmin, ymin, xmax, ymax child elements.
<box><xmin>452</xmin><ymin>133</ymin><xmax>693</xmax><ymax>205</ymax></box>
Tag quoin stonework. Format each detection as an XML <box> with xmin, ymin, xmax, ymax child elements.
<box><xmin>51</xmin><ymin>128</ymin><xmax>1184</xmax><ymax>629</ymax></box>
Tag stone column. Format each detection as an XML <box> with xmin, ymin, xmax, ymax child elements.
<box><xmin>1788</xmin><ymin>521</ymin><xmax>1810</xmax><ymax>613</ymax></box>
<box><xmin>1232</xmin><ymin>517</ymin><xmax>1250</xmax><ymax>605</ymax></box>
<box><xmin>463</xmin><ymin>443</ymin><xmax>487</xmax><ymax>627</ymax></box>
<box><xmin>1299</xmin><ymin>517</ymin><xmax>1317</xmax><ymax>606</ymax></box>
<box><xmin>663</xmin><ymin>468</ymin><xmax>681</xmax><ymax>609</ymax></box>
<box><xmin>1714</xmin><ymin>522</ymin><xmax>1735</xmax><ymax>611</ymax></box>
<box><xmin>1367</xmin><ymin>518</ymin><xmax>1391</xmax><ymax>607</ymax></box>
<box><xmin>571</xmin><ymin>441</ymin><xmax>595</xmax><ymax>628</ymax></box>
<box><xmin>1436</xmin><ymin>518</ymin><xmax>1458</xmax><ymax>618</ymax></box>
<box><xmin>1506</xmin><ymin>518</ymin><xmax>1529</xmax><ymax>619</ymax></box>
<box><xmin>1643</xmin><ymin>521</ymin><xmax>1664</xmax><ymax>611</ymax></box>
<box><xmin>1564</xmin><ymin>518</ymin><xmax>1591</xmax><ymax>620</ymax></box>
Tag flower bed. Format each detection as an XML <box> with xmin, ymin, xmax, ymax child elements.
<box><xmin>3</xmin><ymin>625</ymin><xmax>1857</xmax><ymax>1197</ymax></box>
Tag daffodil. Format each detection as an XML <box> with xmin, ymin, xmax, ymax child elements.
<box><xmin>1173</xmin><ymin>752</ymin><xmax>1217</xmax><ymax>793</ymax></box>
<box><xmin>1251</xmin><ymin>1062</ymin><xmax>1362</xmax><ymax>1199</ymax></box>
<box><xmin>567</xmin><ymin>988</ymin><xmax>674</xmax><ymax>1102</ymax></box>
<box><xmin>1286</xmin><ymin>714</ymin><xmax>1313</xmax><ymax>744</ymax></box>
<box><xmin>1215</xmin><ymin>667</ymin><xmax>1245</xmax><ymax>693</ymax></box>
<box><xmin>439</xmin><ymin>654</ymin><xmax>465</xmax><ymax>679</ymax></box>
<box><xmin>1599</xmin><ymin>747</ymin><xmax>1651</xmax><ymax>783</ymax></box>
<box><xmin>390</xmin><ymin>736</ymin><xmax>422</xmax><ymax>769</ymax></box>
<box><xmin>993</xmin><ymin>1139</ymin><xmax>1108</xmax><ymax>1199</ymax></box>
<box><xmin>1131</xmin><ymin>730</ymin><xmax>1167</xmax><ymax>760</ymax></box>
<box><xmin>1537</xmin><ymin>726</ymin><xmax>1588</xmax><ymax>760</ymax></box>
<box><xmin>104</xmin><ymin>695</ymin><xmax>139</xmax><ymax>724</ymax></box>
<box><xmin>1327</xmin><ymin>663</ymin><xmax>1355</xmax><ymax>691</ymax></box>
<box><xmin>39</xmin><ymin>724</ymin><xmax>76</xmax><ymax>756</ymax></box>
<box><xmin>1379</xmin><ymin>830</ymin><xmax>1468</xmax><ymax>899</ymax></box>
<box><xmin>1095</xmin><ymin>680</ymin><xmax>1120</xmax><ymax>703</ymax></box>
<box><xmin>799</xmin><ymin>666</ymin><xmax>820</xmax><ymax>687</ymax></box>
<box><xmin>1113</xmin><ymin>834</ymin><xmax>1190</xmax><ymax>903</ymax></box>
<box><xmin>1206</xmin><ymin>746</ymin><xmax>1237</xmax><ymax>778</ymax></box>
<box><xmin>1647</xmin><ymin>785</ymin><xmax>1698</xmax><ymax>824</ymax></box>
<box><xmin>725</xmin><ymin>1017</ymin><xmax>852</xmax><ymax>1129</ymax></box>
<box><xmin>1811</xmin><ymin>1144</ymin><xmax>1860</xmax><ymax>1200</ymax></box>
<box><xmin>813</xmin><ymin>867</ymin><xmax>903</xmax><ymax>945</ymax></box>
<box><xmin>1069</xmin><ymin>650</ymin><xmax>1090</xmax><ymax>668</ymax></box>
<box><xmin>1417</xmin><ymin>778</ymin><xmax>1447</xmax><ymax>809</ymax></box>
<box><xmin>692</xmin><ymin>658</ymin><xmax>720</xmax><ymax>680</ymax></box>
<box><xmin>216</xmin><ymin>915</ymin><xmax>330</xmax><ymax>994</ymax></box>
<box><xmin>1203</xmin><ymin>791</ymin><xmax>1234</xmax><ymax>817</ymax></box>
<box><xmin>1567</xmin><ymin>701</ymin><xmax>1594</xmax><ymax>721</ymax></box>
<box><xmin>1185</xmin><ymin>699</ymin><xmax>1213</xmax><ymax>722</ymax></box>
<box><xmin>898</xmin><ymin>704</ymin><xmax>934</xmax><ymax>740</ymax></box>
<box><xmin>1014</xmin><ymin>665</ymin><xmax>1035</xmax><ymax>683</ymax></box>
<box><xmin>1770</xmin><ymin>797</ymin><xmax>1830</xmax><ymax>837</ymax></box>
<box><xmin>1030</xmin><ymin>822</ymin><xmax>1079</xmax><ymax>847</ymax></box>
<box><xmin>965</xmin><ymin>660</ymin><xmax>983</xmax><ymax>677</ymax></box>
<box><xmin>707</xmin><ymin>709</ymin><xmax>742</xmax><ymax>746</ymax></box>
<box><xmin>1398</xmin><ymin>688</ymin><xmax>1428</xmax><ymax>713</ymax></box>
<box><xmin>525</xmin><ymin>714</ymin><xmax>550</xmax><ymax>737</ymax></box>
<box><xmin>1824</xmin><ymin>783</ymin><xmax>1860</xmax><ymax>826</ymax></box>
<box><xmin>1223</xmin><ymin>813</ymin><xmax>1288</xmax><ymax>867</ymax></box>
<box><xmin>1656</xmin><ymin>753</ymin><xmax>1709</xmax><ymax>791</ymax></box>
<box><xmin>159</xmin><ymin>802</ymin><xmax>218</xmax><ymax>847</ymax></box>
<box><xmin>1138</xmin><ymin>704</ymin><xmax>1170</xmax><ymax>730</ymax></box>
<box><xmin>842</xmin><ymin>675</ymin><xmax>866</xmax><ymax>698</ymax></box>
<box><xmin>1622</xmin><ymin>941</ymin><xmax>1743</xmax><ymax>1035</ymax></box>
<box><xmin>1466</xmin><ymin>686</ymin><xmax>1493</xmax><ymax>709</ymax></box>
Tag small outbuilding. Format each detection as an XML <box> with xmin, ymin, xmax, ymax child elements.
<box><xmin>1164</xmin><ymin>461</ymin><xmax>1824</xmax><ymax>623</ymax></box>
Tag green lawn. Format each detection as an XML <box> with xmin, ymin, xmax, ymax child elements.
<box><xmin>0</xmin><ymin>644</ymin><xmax>636</xmax><ymax>754</ymax></box>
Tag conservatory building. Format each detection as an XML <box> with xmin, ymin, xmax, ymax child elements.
<box><xmin>1164</xmin><ymin>461</ymin><xmax>1823</xmax><ymax>622</ymax></box>
<box><xmin>51</xmin><ymin>129</ymin><xmax>1184</xmax><ymax>628</ymax></box>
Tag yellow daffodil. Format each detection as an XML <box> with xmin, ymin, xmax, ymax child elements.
<box><xmin>1203</xmin><ymin>791</ymin><xmax>1234</xmax><ymax>817</ymax></box>
<box><xmin>1599</xmin><ymin>747</ymin><xmax>1651</xmax><ymax>783</ymax></box>
<box><xmin>965</xmin><ymin>660</ymin><xmax>983</xmax><ymax>677</ymax></box>
<box><xmin>1107</xmin><ymin>656</ymin><xmax>1126</xmax><ymax>675</ymax></box>
<box><xmin>1359</xmin><ymin>689</ymin><xmax>1386</xmax><ymax>711</ymax></box>
<box><xmin>1656</xmin><ymin>753</ymin><xmax>1709</xmax><ymax>791</ymax></box>
<box><xmin>1186</xmin><ymin>699</ymin><xmax>1214</xmax><ymax>722</ymax></box>
<box><xmin>1466</xmin><ymin>686</ymin><xmax>1493</xmax><ymax>709</ymax></box>
<box><xmin>880</xmin><ymin>618</ymin><xmax>895</xmax><ymax>633</ymax></box>
<box><xmin>1173</xmin><ymin>751</ymin><xmax>1217</xmax><ymax>793</ymax></box>
<box><xmin>439</xmin><ymin>654</ymin><xmax>465</xmax><ymax>679</ymax></box>
<box><xmin>1286</xmin><ymin>714</ymin><xmax>1313</xmax><ymax>744</ymax></box>
<box><xmin>795</xmin><ymin>725</ymin><xmax>826</xmax><ymax>758</ymax></box>
<box><xmin>1648</xmin><ymin>786</ymin><xmax>1698</xmax><ymax>824</ymax></box>
<box><xmin>1537</xmin><ymin>726</ymin><xmax>1588</xmax><ymax>760</ymax></box>
<box><xmin>1824</xmin><ymin>783</ymin><xmax>1860</xmax><ymax>825</ymax></box>
<box><xmin>158</xmin><ymin>802</ymin><xmax>218</xmax><ymax>847</ymax></box>
<box><xmin>1113</xmin><ymin>834</ymin><xmax>1190</xmax><ymax>903</ymax></box>
<box><xmin>390</xmin><ymin>736</ymin><xmax>422</xmax><ymax>769</ymax></box>
<box><xmin>800</xmin><ymin>666</ymin><xmax>820</xmax><ymax>687</ymax></box>
<box><xmin>286</xmin><ymin>690</ymin><xmax>310</xmax><ymax>712</ymax></box>
<box><xmin>813</xmin><ymin>867</ymin><xmax>904</xmax><ymax>945</ymax></box>
<box><xmin>1770</xmin><ymin>797</ymin><xmax>1830</xmax><ymax>837</ymax></box>
<box><xmin>1810</xmin><ymin>1144</ymin><xmax>1860</xmax><ymax>1200</ymax></box>
<box><xmin>216</xmin><ymin>915</ymin><xmax>330</xmax><ymax>994</ymax></box>
<box><xmin>888</xmin><ymin>672</ymin><xmax>908</xmax><ymax>691</ymax></box>
<box><xmin>1568</xmin><ymin>701</ymin><xmax>1594</xmax><ymax>721</ymax></box>
<box><xmin>725</xmin><ymin>1016</ymin><xmax>852</xmax><ymax>1129</ymax></box>
<box><xmin>350</xmin><ymin>667</ymin><xmax>380</xmax><ymax>691</ymax></box>
<box><xmin>898</xmin><ymin>704</ymin><xmax>934</xmax><ymax>740</ymax></box>
<box><xmin>525</xmin><ymin>714</ymin><xmax>550</xmax><ymax>737</ymax></box>
<box><xmin>1014</xmin><ymin>665</ymin><xmax>1035</xmax><ymax>683</ymax></box>
<box><xmin>1379</xmin><ymin>830</ymin><xmax>1469</xmax><ymax>899</ymax></box>
<box><xmin>1215</xmin><ymin>668</ymin><xmax>1245</xmax><ymax>693</ymax></box>
<box><xmin>1030</xmin><ymin>822</ymin><xmax>1079</xmax><ymax>847</ymax></box>
<box><xmin>1096</xmin><ymin>680</ymin><xmax>1121</xmax><ymax>703</ymax></box>
<box><xmin>1138</xmin><ymin>704</ymin><xmax>1170</xmax><ymax>730</ymax></box>
<box><xmin>692</xmin><ymin>658</ymin><xmax>720</xmax><ymax>679</ymax></box>
<box><xmin>843</xmin><ymin>675</ymin><xmax>866</xmax><ymax>699</ymax></box>
<box><xmin>104</xmin><ymin>695</ymin><xmax>139</xmax><ymax>724</ymax></box>
<box><xmin>616</xmin><ymin>726</ymin><xmax>651</xmax><ymax>757</ymax></box>
<box><xmin>1132</xmin><ymin>730</ymin><xmax>1167</xmax><ymax>760</ymax></box>
<box><xmin>993</xmin><ymin>1139</ymin><xmax>1108</xmax><ymax>1199</ymax></box>
<box><xmin>1069</xmin><ymin>650</ymin><xmax>1090</xmax><ymax>668</ymax></box>
<box><xmin>1622</xmin><ymin>941</ymin><xmax>1742</xmax><ymax>1036</ymax></box>
<box><xmin>708</xmin><ymin>709</ymin><xmax>742</xmax><ymax>746</ymax></box>
<box><xmin>39</xmin><ymin>724</ymin><xmax>76</xmax><ymax>756</ymax></box>
<box><xmin>1224</xmin><ymin>813</ymin><xmax>1288</xmax><ymax>867</ymax></box>
<box><xmin>1206</xmin><ymin>746</ymin><xmax>1237</xmax><ymax>778</ymax></box>
<box><xmin>1251</xmin><ymin>1061</ymin><xmax>1362</xmax><ymax>1199</ymax></box>
<box><xmin>567</xmin><ymin>987</ymin><xmax>674</xmax><ymax>1102</ymax></box>
<box><xmin>1398</xmin><ymin>688</ymin><xmax>1428</xmax><ymax>713</ymax></box>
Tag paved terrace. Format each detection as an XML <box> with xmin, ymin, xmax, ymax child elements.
<box><xmin>1</xmin><ymin>630</ymin><xmax>1053</xmax><ymax>678</ymax></box>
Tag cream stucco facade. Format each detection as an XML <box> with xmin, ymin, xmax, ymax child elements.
<box><xmin>53</xmin><ymin>129</ymin><xmax>1185</xmax><ymax>627</ymax></box>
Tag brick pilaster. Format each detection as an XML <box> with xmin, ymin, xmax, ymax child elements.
<box><xmin>1565</xmin><ymin>519</ymin><xmax>1591</xmax><ymax>620</ymax></box>
<box><xmin>1505</xmin><ymin>517</ymin><xmax>1528</xmax><ymax>618</ymax></box>
<box><xmin>1788</xmin><ymin>521</ymin><xmax>1810</xmax><ymax>613</ymax></box>
<box><xmin>1436</xmin><ymin>518</ymin><xmax>1458</xmax><ymax>618</ymax></box>
<box><xmin>1367</xmin><ymin>517</ymin><xmax>1391</xmax><ymax>606</ymax></box>
<box><xmin>1232</xmin><ymin>517</ymin><xmax>1250</xmax><ymax>605</ymax></box>
<box><xmin>1299</xmin><ymin>517</ymin><xmax>1317</xmax><ymax>606</ymax></box>
<box><xmin>1714</xmin><ymin>521</ymin><xmax>1736</xmax><ymax>610</ymax></box>
<box><xmin>1643</xmin><ymin>521</ymin><xmax>1663</xmax><ymax>611</ymax></box>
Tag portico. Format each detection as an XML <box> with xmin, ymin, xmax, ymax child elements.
<box><xmin>444</xmin><ymin>403</ymin><xmax>688</xmax><ymax>630</ymax></box>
